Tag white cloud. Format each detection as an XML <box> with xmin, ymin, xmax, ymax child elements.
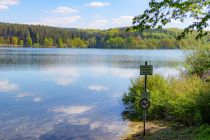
<box><xmin>52</xmin><ymin>106</ymin><xmax>93</xmax><ymax>115</ymax></box>
<box><xmin>33</xmin><ymin>97</ymin><xmax>42</xmax><ymax>103</ymax></box>
<box><xmin>90</xmin><ymin>122</ymin><xmax>101</xmax><ymax>130</ymax></box>
<box><xmin>0</xmin><ymin>80</ymin><xmax>18</xmax><ymax>92</ymax></box>
<box><xmin>0</xmin><ymin>0</ymin><xmax>19</xmax><ymax>10</ymax></box>
<box><xmin>89</xmin><ymin>121</ymin><xmax>127</xmax><ymax>134</ymax></box>
<box><xmin>16</xmin><ymin>93</ymin><xmax>43</xmax><ymax>103</ymax></box>
<box><xmin>85</xmin><ymin>2</ymin><xmax>110</xmax><ymax>7</ymax></box>
<box><xmin>47</xmin><ymin>67</ymin><xmax>80</xmax><ymax>86</ymax></box>
<box><xmin>53</xmin><ymin>6</ymin><xmax>78</xmax><ymax>14</ymax></box>
<box><xmin>16</xmin><ymin>93</ymin><xmax>33</xmax><ymax>98</ymax></box>
<box><xmin>30</xmin><ymin>16</ymin><xmax>81</xmax><ymax>27</ymax></box>
<box><xmin>53</xmin><ymin>78</ymin><xmax>74</xmax><ymax>86</ymax></box>
<box><xmin>88</xmin><ymin>85</ymin><xmax>108</xmax><ymax>92</ymax></box>
<box><xmin>88</xmin><ymin>19</ymin><xmax>108</xmax><ymax>29</ymax></box>
<box><xmin>111</xmin><ymin>68</ymin><xmax>136</xmax><ymax>78</ymax></box>
<box><xmin>166</xmin><ymin>18</ymin><xmax>210</xmax><ymax>30</ymax></box>
<box><xmin>67</xmin><ymin>117</ymin><xmax>91</xmax><ymax>125</ymax></box>
<box><xmin>112</xmin><ymin>16</ymin><xmax>133</xmax><ymax>27</ymax></box>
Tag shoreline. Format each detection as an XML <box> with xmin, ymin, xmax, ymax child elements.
<box><xmin>0</xmin><ymin>46</ymin><xmax>187</xmax><ymax>50</ymax></box>
<box><xmin>123</xmin><ymin>121</ymin><xmax>209</xmax><ymax>140</ymax></box>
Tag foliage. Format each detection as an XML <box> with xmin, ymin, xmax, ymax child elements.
<box><xmin>132</xmin><ymin>0</ymin><xmax>210</xmax><ymax>40</ymax></box>
<box><xmin>44</xmin><ymin>37</ymin><xmax>54</xmax><ymax>48</ymax></box>
<box><xmin>195</xmin><ymin>124</ymin><xmax>210</xmax><ymax>140</ymax></box>
<box><xmin>0</xmin><ymin>22</ymin><xmax>209</xmax><ymax>49</ymax></box>
<box><xmin>122</xmin><ymin>75</ymin><xmax>171</xmax><ymax>121</ymax></box>
<box><xmin>68</xmin><ymin>38</ymin><xmax>87</xmax><ymax>48</ymax></box>
<box><xmin>11</xmin><ymin>37</ymin><xmax>18</xmax><ymax>46</ymax></box>
<box><xmin>26</xmin><ymin>36</ymin><xmax>33</xmax><ymax>47</ymax></box>
<box><xmin>19</xmin><ymin>40</ymin><xmax>24</xmax><ymax>46</ymax></box>
<box><xmin>58</xmin><ymin>37</ymin><xmax>64</xmax><ymax>48</ymax></box>
<box><xmin>185</xmin><ymin>47</ymin><xmax>210</xmax><ymax>78</ymax></box>
<box><xmin>122</xmin><ymin>74</ymin><xmax>209</xmax><ymax>126</ymax></box>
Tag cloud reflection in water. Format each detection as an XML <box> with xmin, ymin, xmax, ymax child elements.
<box><xmin>52</xmin><ymin>105</ymin><xmax>94</xmax><ymax>115</ymax></box>
<box><xmin>88</xmin><ymin>85</ymin><xmax>108</xmax><ymax>92</ymax></box>
<box><xmin>0</xmin><ymin>80</ymin><xmax>18</xmax><ymax>92</ymax></box>
<box><xmin>16</xmin><ymin>92</ymin><xmax>43</xmax><ymax>103</ymax></box>
<box><xmin>45</xmin><ymin>67</ymin><xmax>80</xmax><ymax>86</ymax></box>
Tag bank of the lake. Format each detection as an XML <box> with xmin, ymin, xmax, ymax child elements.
<box><xmin>122</xmin><ymin>48</ymin><xmax>210</xmax><ymax>140</ymax></box>
<box><xmin>124</xmin><ymin>121</ymin><xmax>210</xmax><ymax>140</ymax></box>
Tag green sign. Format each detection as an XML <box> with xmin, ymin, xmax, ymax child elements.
<box><xmin>140</xmin><ymin>65</ymin><xmax>153</xmax><ymax>75</ymax></box>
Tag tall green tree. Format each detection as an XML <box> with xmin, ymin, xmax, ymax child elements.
<box><xmin>132</xmin><ymin>0</ymin><xmax>210</xmax><ymax>40</ymax></box>
<box><xmin>0</xmin><ymin>37</ymin><xmax>4</xmax><ymax>45</ymax></box>
<box><xmin>36</xmin><ymin>33</ymin><xmax>40</xmax><ymax>44</ymax></box>
<box><xmin>44</xmin><ymin>37</ymin><xmax>54</xmax><ymax>48</ymax></box>
<box><xmin>19</xmin><ymin>40</ymin><xmax>24</xmax><ymax>46</ymax></box>
<box><xmin>11</xmin><ymin>37</ymin><xmax>18</xmax><ymax>46</ymax></box>
<box><xmin>26</xmin><ymin>36</ymin><xmax>33</xmax><ymax>47</ymax></box>
<box><xmin>58</xmin><ymin>37</ymin><xmax>64</xmax><ymax>48</ymax></box>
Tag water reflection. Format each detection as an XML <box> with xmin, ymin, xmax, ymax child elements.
<box><xmin>0</xmin><ymin>48</ymin><xmax>185</xmax><ymax>71</ymax></box>
<box><xmin>0</xmin><ymin>48</ymin><xmax>186</xmax><ymax>139</ymax></box>
<box><xmin>0</xmin><ymin>80</ymin><xmax>18</xmax><ymax>92</ymax></box>
<box><xmin>45</xmin><ymin>67</ymin><xmax>80</xmax><ymax>86</ymax></box>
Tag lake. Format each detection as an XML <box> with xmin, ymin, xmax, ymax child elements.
<box><xmin>0</xmin><ymin>48</ymin><xmax>186</xmax><ymax>140</ymax></box>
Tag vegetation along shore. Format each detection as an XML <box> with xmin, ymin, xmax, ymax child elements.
<box><xmin>0</xmin><ymin>22</ymin><xmax>210</xmax><ymax>49</ymax></box>
<box><xmin>122</xmin><ymin>47</ymin><xmax>210</xmax><ymax>139</ymax></box>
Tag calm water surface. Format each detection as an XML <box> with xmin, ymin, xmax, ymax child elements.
<box><xmin>0</xmin><ymin>48</ymin><xmax>186</xmax><ymax>140</ymax></box>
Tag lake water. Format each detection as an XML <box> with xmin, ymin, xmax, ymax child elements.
<box><xmin>0</xmin><ymin>48</ymin><xmax>186</xmax><ymax>140</ymax></box>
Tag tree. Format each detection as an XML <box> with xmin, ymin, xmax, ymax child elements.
<box><xmin>185</xmin><ymin>46</ymin><xmax>210</xmax><ymax>78</ymax></box>
<box><xmin>11</xmin><ymin>37</ymin><xmax>18</xmax><ymax>46</ymax></box>
<box><xmin>106</xmin><ymin>37</ymin><xmax>125</xmax><ymax>48</ymax></box>
<box><xmin>26</xmin><ymin>36</ymin><xmax>33</xmax><ymax>47</ymax></box>
<box><xmin>125</xmin><ymin>37</ymin><xmax>138</xmax><ymax>49</ymax></box>
<box><xmin>0</xmin><ymin>37</ymin><xmax>4</xmax><ymax>45</ymax></box>
<box><xmin>70</xmin><ymin>38</ymin><xmax>87</xmax><ymax>48</ymax></box>
<box><xmin>44</xmin><ymin>38</ymin><xmax>49</xmax><ymax>47</ymax></box>
<box><xmin>19</xmin><ymin>40</ymin><xmax>24</xmax><ymax>46</ymax></box>
<box><xmin>159</xmin><ymin>38</ymin><xmax>174</xmax><ymax>49</ymax></box>
<box><xmin>0</xmin><ymin>22</ymin><xmax>209</xmax><ymax>49</ymax></box>
<box><xmin>132</xmin><ymin>0</ymin><xmax>210</xmax><ymax>40</ymax></box>
<box><xmin>36</xmin><ymin>33</ymin><xmax>40</xmax><ymax>44</ymax></box>
<box><xmin>44</xmin><ymin>37</ymin><xmax>54</xmax><ymax>47</ymax></box>
<box><xmin>58</xmin><ymin>37</ymin><xmax>64</xmax><ymax>48</ymax></box>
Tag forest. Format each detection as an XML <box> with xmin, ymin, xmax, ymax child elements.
<box><xmin>0</xmin><ymin>22</ymin><xmax>210</xmax><ymax>49</ymax></box>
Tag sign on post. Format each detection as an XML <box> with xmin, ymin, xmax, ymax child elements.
<box><xmin>140</xmin><ymin>65</ymin><xmax>153</xmax><ymax>75</ymax></box>
<box><xmin>139</xmin><ymin>61</ymin><xmax>153</xmax><ymax>136</ymax></box>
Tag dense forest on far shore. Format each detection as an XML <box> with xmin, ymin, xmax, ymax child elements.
<box><xmin>0</xmin><ymin>22</ymin><xmax>209</xmax><ymax>49</ymax></box>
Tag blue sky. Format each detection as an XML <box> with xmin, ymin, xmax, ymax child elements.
<box><xmin>0</xmin><ymin>0</ymin><xmax>209</xmax><ymax>30</ymax></box>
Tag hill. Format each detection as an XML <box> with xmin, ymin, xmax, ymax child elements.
<box><xmin>0</xmin><ymin>22</ymin><xmax>209</xmax><ymax>49</ymax></box>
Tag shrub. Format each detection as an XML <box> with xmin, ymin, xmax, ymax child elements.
<box><xmin>185</xmin><ymin>47</ymin><xmax>210</xmax><ymax>78</ymax></box>
<box><xmin>122</xmin><ymin>74</ymin><xmax>210</xmax><ymax>126</ymax></box>
<box><xmin>122</xmin><ymin>74</ymin><xmax>171</xmax><ymax>121</ymax></box>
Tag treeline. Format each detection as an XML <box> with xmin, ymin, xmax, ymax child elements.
<box><xmin>0</xmin><ymin>22</ymin><xmax>210</xmax><ymax>49</ymax></box>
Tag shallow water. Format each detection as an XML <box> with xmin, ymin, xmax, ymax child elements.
<box><xmin>0</xmin><ymin>48</ymin><xmax>186</xmax><ymax>140</ymax></box>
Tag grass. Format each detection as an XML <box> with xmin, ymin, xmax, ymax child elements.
<box><xmin>123</xmin><ymin>121</ymin><xmax>210</xmax><ymax>140</ymax></box>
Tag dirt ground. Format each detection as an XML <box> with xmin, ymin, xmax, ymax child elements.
<box><xmin>122</xmin><ymin>121</ymin><xmax>196</xmax><ymax>140</ymax></box>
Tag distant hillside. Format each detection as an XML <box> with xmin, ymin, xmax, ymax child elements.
<box><xmin>0</xmin><ymin>22</ymin><xmax>209</xmax><ymax>49</ymax></box>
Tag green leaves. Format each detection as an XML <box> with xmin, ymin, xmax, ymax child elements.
<box><xmin>132</xmin><ymin>0</ymin><xmax>210</xmax><ymax>40</ymax></box>
<box><xmin>122</xmin><ymin>74</ymin><xmax>209</xmax><ymax>125</ymax></box>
